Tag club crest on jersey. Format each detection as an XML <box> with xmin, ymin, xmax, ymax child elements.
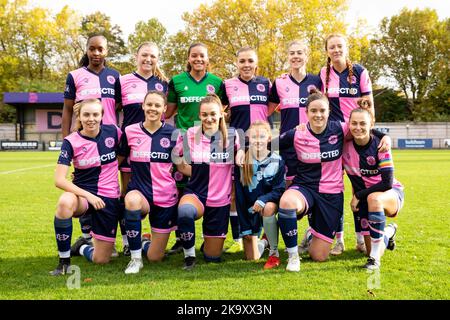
<box><xmin>107</xmin><ymin>75</ymin><xmax>116</xmax><ymax>85</ymax></box>
<box><xmin>160</xmin><ymin>137</ymin><xmax>170</xmax><ymax>148</ymax></box>
<box><xmin>307</xmin><ymin>85</ymin><xmax>317</xmax><ymax>93</ymax></box>
<box><xmin>105</xmin><ymin>137</ymin><xmax>115</xmax><ymax>148</ymax></box>
<box><xmin>155</xmin><ymin>83</ymin><xmax>164</xmax><ymax>91</ymax></box>
<box><xmin>206</xmin><ymin>84</ymin><xmax>215</xmax><ymax>93</ymax></box>
<box><xmin>174</xmin><ymin>171</ymin><xmax>184</xmax><ymax>181</ymax></box>
<box><xmin>328</xmin><ymin>135</ymin><xmax>338</xmax><ymax>145</ymax></box>
<box><xmin>366</xmin><ymin>156</ymin><xmax>376</xmax><ymax>166</ymax></box>
<box><xmin>256</xmin><ymin>84</ymin><xmax>265</xmax><ymax>92</ymax></box>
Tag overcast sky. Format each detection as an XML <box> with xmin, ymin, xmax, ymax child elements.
<box><xmin>32</xmin><ymin>0</ymin><xmax>450</xmax><ymax>38</ymax></box>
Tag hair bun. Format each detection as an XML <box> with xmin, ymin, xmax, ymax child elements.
<box><xmin>357</xmin><ymin>97</ymin><xmax>372</xmax><ymax>109</ymax></box>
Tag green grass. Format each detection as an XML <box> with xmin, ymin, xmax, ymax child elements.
<box><xmin>0</xmin><ymin>150</ymin><xmax>449</xmax><ymax>300</ymax></box>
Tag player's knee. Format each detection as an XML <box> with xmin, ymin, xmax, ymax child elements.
<box><xmin>279</xmin><ymin>195</ymin><xmax>296</xmax><ymax>210</ymax></box>
<box><xmin>367</xmin><ymin>193</ymin><xmax>383</xmax><ymax>210</ymax></box>
<box><xmin>147</xmin><ymin>252</ymin><xmax>164</xmax><ymax>263</ymax></box>
<box><xmin>56</xmin><ymin>193</ymin><xmax>77</xmax><ymax>218</ymax></box>
<box><xmin>178</xmin><ymin>204</ymin><xmax>197</xmax><ymax>221</ymax></box>
<box><xmin>93</xmin><ymin>253</ymin><xmax>111</xmax><ymax>265</ymax></box>
<box><xmin>310</xmin><ymin>250</ymin><xmax>328</xmax><ymax>262</ymax></box>
<box><xmin>262</xmin><ymin>202</ymin><xmax>277</xmax><ymax>216</ymax></box>
<box><xmin>124</xmin><ymin>192</ymin><xmax>142</xmax><ymax>211</ymax></box>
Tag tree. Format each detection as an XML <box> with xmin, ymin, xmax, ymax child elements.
<box><xmin>371</xmin><ymin>8</ymin><xmax>450</xmax><ymax>121</ymax></box>
<box><xmin>128</xmin><ymin>18</ymin><xmax>168</xmax><ymax>53</ymax></box>
<box><xmin>178</xmin><ymin>0</ymin><xmax>349</xmax><ymax>80</ymax></box>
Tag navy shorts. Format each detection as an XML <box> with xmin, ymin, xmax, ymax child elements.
<box><xmin>357</xmin><ymin>187</ymin><xmax>404</xmax><ymax>236</ymax></box>
<box><xmin>239</xmin><ymin>208</ymin><xmax>262</xmax><ymax>237</ymax></box>
<box><xmin>183</xmin><ymin>191</ymin><xmax>230</xmax><ymax>238</ymax></box>
<box><xmin>147</xmin><ymin>203</ymin><xmax>178</xmax><ymax>234</ymax></box>
<box><xmin>289</xmin><ymin>184</ymin><xmax>343</xmax><ymax>244</ymax></box>
<box><xmin>81</xmin><ymin>197</ymin><xmax>120</xmax><ymax>243</ymax></box>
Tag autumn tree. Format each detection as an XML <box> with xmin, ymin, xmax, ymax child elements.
<box><xmin>370</xmin><ymin>8</ymin><xmax>450</xmax><ymax>121</ymax></box>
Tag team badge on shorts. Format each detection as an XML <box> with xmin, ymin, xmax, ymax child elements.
<box><xmin>257</xmin><ymin>84</ymin><xmax>265</xmax><ymax>92</ymax></box>
<box><xmin>366</xmin><ymin>156</ymin><xmax>376</xmax><ymax>166</ymax></box>
<box><xmin>107</xmin><ymin>75</ymin><xmax>116</xmax><ymax>85</ymax></box>
<box><xmin>206</xmin><ymin>84</ymin><xmax>216</xmax><ymax>93</ymax></box>
<box><xmin>155</xmin><ymin>83</ymin><xmax>164</xmax><ymax>92</ymax></box>
<box><xmin>160</xmin><ymin>137</ymin><xmax>170</xmax><ymax>148</ymax></box>
<box><xmin>328</xmin><ymin>135</ymin><xmax>338</xmax><ymax>145</ymax></box>
<box><xmin>105</xmin><ymin>137</ymin><xmax>115</xmax><ymax>148</ymax></box>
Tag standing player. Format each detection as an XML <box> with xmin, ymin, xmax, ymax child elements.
<box><xmin>343</xmin><ymin>100</ymin><xmax>402</xmax><ymax>270</ymax></box>
<box><xmin>268</xmin><ymin>40</ymin><xmax>322</xmax><ymax>183</ymax></box>
<box><xmin>115</xmin><ymin>42</ymin><xmax>169</xmax><ymax>255</ymax></box>
<box><xmin>278</xmin><ymin>89</ymin><xmax>389</xmax><ymax>272</ymax></box>
<box><xmin>117</xmin><ymin>91</ymin><xmax>190</xmax><ymax>274</ymax></box>
<box><xmin>221</xmin><ymin>47</ymin><xmax>272</xmax><ymax>254</ymax></box>
<box><xmin>234</xmin><ymin>121</ymin><xmax>285</xmax><ymax>267</ymax></box>
<box><xmin>62</xmin><ymin>34</ymin><xmax>120</xmax><ymax>252</ymax></box>
<box><xmin>50</xmin><ymin>99</ymin><xmax>121</xmax><ymax>275</ymax></box>
<box><xmin>165</xmin><ymin>43</ymin><xmax>224</xmax><ymax>254</ymax></box>
<box><xmin>320</xmin><ymin>33</ymin><xmax>374</xmax><ymax>255</ymax></box>
<box><xmin>173</xmin><ymin>94</ymin><xmax>245</xmax><ymax>270</ymax></box>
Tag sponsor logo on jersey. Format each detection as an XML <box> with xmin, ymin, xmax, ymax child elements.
<box><xmin>327</xmin><ymin>87</ymin><xmax>358</xmax><ymax>95</ymax></box>
<box><xmin>82</xmin><ymin>147</ymin><xmax>88</xmax><ymax>153</ymax></box>
<box><xmin>234</xmin><ymin>86</ymin><xmax>239</xmax><ymax>91</ymax></box>
<box><xmin>155</xmin><ymin>83</ymin><xmax>164</xmax><ymax>91</ymax></box>
<box><xmin>132</xmin><ymin>84</ymin><xmax>137</xmax><ymax>88</ymax></box>
<box><xmin>83</xmin><ymin>78</ymin><xmax>89</xmax><ymax>83</ymax></box>
<box><xmin>230</xmin><ymin>95</ymin><xmax>268</xmax><ymax>103</ymax></box>
<box><xmin>60</xmin><ymin>150</ymin><xmax>69</xmax><ymax>159</ymax></box>
<box><xmin>206</xmin><ymin>84</ymin><xmax>216</xmax><ymax>93</ymax></box>
<box><xmin>105</xmin><ymin>137</ymin><xmax>115</xmax><ymax>148</ymax></box>
<box><xmin>281</xmin><ymin>97</ymin><xmax>307</xmax><ymax>105</ymax></box>
<box><xmin>301</xmin><ymin>149</ymin><xmax>340</xmax><ymax>160</ymax></box>
<box><xmin>136</xmin><ymin>138</ymin><xmax>141</xmax><ymax>145</ymax></box>
<box><xmin>160</xmin><ymin>137</ymin><xmax>171</xmax><ymax>148</ymax></box>
<box><xmin>107</xmin><ymin>75</ymin><xmax>116</xmax><ymax>85</ymax></box>
<box><xmin>125</xmin><ymin>93</ymin><xmax>145</xmax><ymax>101</ymax></box>
<box><xmin>366</xmin><ymin>156</ymin><xmax>376</xmax><ymax>166</ymax></box>
<box><xmin>65</xmin><ymin>85</ymin><xmax>70</xmax><ymax>93</ymax></box>
<box><xmin>180</xmin><ymin>96</ymin><xmax>204</xmax><ymax>103</ymax></box>
<box><xmin>192</xmin><ymin>151</ymin><xmax>230</xmax><ymax>160</ymax></box>
<box><xmin>56</xmin><ymin>234</ymin><xmax>70</xmax><ymax>241</ymax></box>
<box><xmin>77</xmin><ymin>151</ymin><xmax>116</xmax><ymax>166</ymax></box>
<box><xmin>256</xmin><ymin>84</ymin><xmax>266</xmax><ymax>92</ymax></box>
<box><xmin>360</xmin><ymin>168</ymin><xmax>379</xmax><ymax>175</ymax></box>
<box><xmin>285</xmin><ymin>86</ymin><xmax>290</xmax><ymax>92</ymax></box>
<box><xmin>184</xmin><ymin>86</ymin><xmax>189</xmax><ymax>91</ymax></box>
<box><xmin>132</xmin><ymin>150</ymin><xmax>170</xmax><ymax>160</ymax></box>
<box><xmin>80</xmin><ymin>88</ymin><xmax>115</xmax><ymax>96</ymax></box>
<box><xmin>328</xmin><ymin>135</ymin><xmax>338</xmax><ymax>145</ymax></box>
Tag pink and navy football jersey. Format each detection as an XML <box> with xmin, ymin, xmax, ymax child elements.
<box><xmin>320</xmin><ymin>64</ymin><xmax>372</xmax><ymax>122</ymax></box>
<box><xmin>269</xmin><ymin>74</ymin><xmax>322</xmax><ymax>134</ymax></box>
<box><xmin>64</xmin><ymin>67</ymin><xmax>120</xmax><ymax>125</ymax></box>
<box><xmin>222</xmin><ymin>76</ymin><xmax>271</xmax><ymax>132</ymax></box>
<box><xmin>343</xmin><ymin>135</ymin><xmax>403</xmax><ymax>199</ymax></box>
<box><xmin>175</xmin><ymin>126</ymin><xmax>242</xmax><ymax>207</ymax></box>
<box><xmin>280</xmin><ymin>121</ymin><xmax>348</xmax><ymax>194</ymax></box>
<box><xmin>118</xmin><ymin>122</ymin><xmax>178</xmax><ymax>207</ymax></box>
<box><xmin>115</xmin><ymin>72</ymin><xmax>168</xmax><ymax>129</ymax></box>
<box><xmin>57</xmin><ymin>124</ymin><xmax>121</xmax><ymax>198</ymax></box>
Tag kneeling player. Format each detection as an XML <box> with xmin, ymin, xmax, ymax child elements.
<box><xmin>344</xmin><ymin>101</ymin><xmax>403</xmax><ymax>270</ymax></box>
<box><xmin>50</xmin><ymin>99</ymin><xmax>122</xmax><ymax>275</ymax></box>
<box><xmin>118</xmin><ymin>91</ymin><xmax>190</xmax><ymax>274</ymax></box>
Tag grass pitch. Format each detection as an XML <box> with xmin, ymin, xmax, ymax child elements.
<box><xmin>0</xmin><ymin>150</ymin><xmax>449</xmax><ymax>300</ymax></box>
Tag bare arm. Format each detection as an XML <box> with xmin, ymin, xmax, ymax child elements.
<box><xmin>268</xmin><ymin>102</ymin><xmax>279</xmax><ymax>117</ymax></box>
<box><xmin>165</xmin><ymin>102</ymin><xmax>178</xmax><ymax>119</ymax></box>
<box><xmin>176</xmin><ymin>162</ymin><xmax>191</xmax><ymax>177</ymax></box>
<box><xmin>62</xmin><ymin>99</ymin><xmax>75</xmax><ymax>138</ymax></box>
<box><xmin>55</xmin><ymin>164</ymin><xmax>105</xmax><ymax>209</ymax></box>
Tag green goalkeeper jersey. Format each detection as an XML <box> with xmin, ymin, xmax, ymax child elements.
<box><xmin>168</xmin><ymin>71</ymin><xmax>224</xmax><ymax>130</ymax></box>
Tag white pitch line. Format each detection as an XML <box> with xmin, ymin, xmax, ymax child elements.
<box><xmin>0</xmin><ymin>164</ymin><xmax>54</xmax><ymax>175</ymax></box>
